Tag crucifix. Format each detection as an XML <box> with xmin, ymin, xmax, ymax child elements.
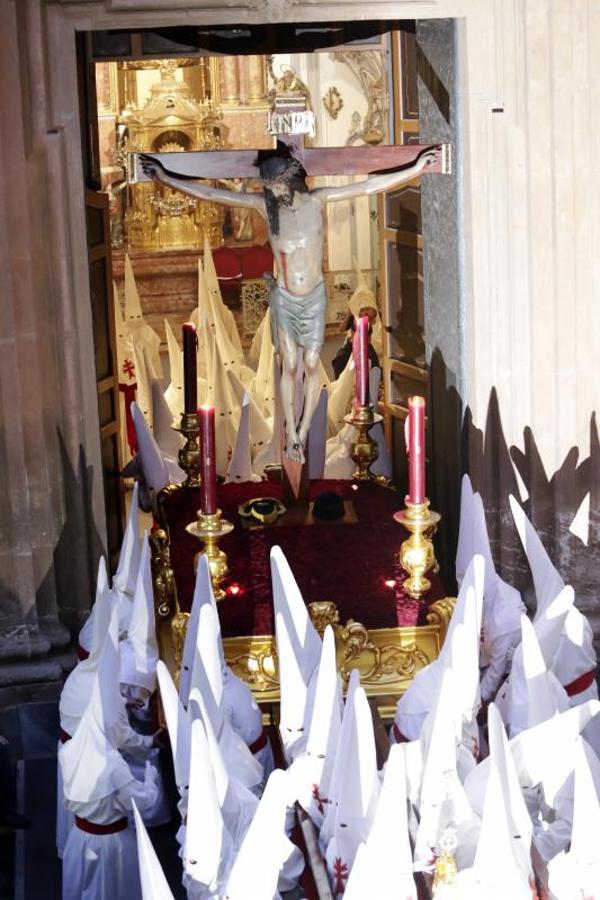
<box><xmin>135</xmin><ymin>116</ymin><xmax>449</xmax><ymax>469</ymax></box>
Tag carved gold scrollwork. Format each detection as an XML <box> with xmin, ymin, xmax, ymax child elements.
<box><xmin>307</xmin><ymin>600</ymin><xmax>340</xmax><ymax>637</ymax></box>
<box><xmin>148</xmin><ymin>529</ymin><xmax>178</xmax><ymax>620</ymax></box>
<box><xmin>228</xmin><ymin>646</ymin><xmax>279</xmax><ymax>693</ymax></box>
<box><xmin>426</xmin><ymin>597</ymin><xmax>457</xmax><ymax>649</ymax></box>
<box><xmin>335</xmin><ymin>619</ymin><xmax>430</xmax><ymax>685</ymax></box>
<box><xmin>170</xmin><ymin>611</ymin><xmax>189</xmax><ymax>688</ymax></box>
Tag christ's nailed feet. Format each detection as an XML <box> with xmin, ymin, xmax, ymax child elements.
<box><xmin>284</xmin><ymin>439</ymin><xmax>305</xmax><ymax>465</ymax></box>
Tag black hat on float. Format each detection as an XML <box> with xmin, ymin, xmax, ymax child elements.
<box><xmin>312</xmin><ymin>491</ymin><xmax>345</xmax><ymax>522</ymax></box>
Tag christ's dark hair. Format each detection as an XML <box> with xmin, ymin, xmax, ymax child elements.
<box><xmin>254</xmin><ymin>143</ymin><xmax>308</xmax><ymax>235</ymax></box>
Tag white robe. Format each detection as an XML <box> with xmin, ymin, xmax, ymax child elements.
<box><xmin>224</xmin><ymin>670</ymin><xmax>275</xmax><ymax>784</ymax></box>
<box><xmin>57</xmin><ymin>703</ymin><xmax>154</xmax><ymax>857</ymax></box>
<box><xmin>62</xmin><ymin>777</ymin><xmax>157</xmax><ymax>900</ymax></box>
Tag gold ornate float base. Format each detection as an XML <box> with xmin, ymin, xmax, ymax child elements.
<box><xmin>154</xmin><ymin>589</ymin><xmax>455</xmax><ymax>721</ymax></box>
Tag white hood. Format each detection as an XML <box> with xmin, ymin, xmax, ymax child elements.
<box><xmin>119</xmin><ymin>533</ymin><xmax>159</xmax><ymax>692</ymax></box>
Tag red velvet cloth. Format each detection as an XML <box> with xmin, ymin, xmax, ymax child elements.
<box><xmin>164</xmin><ymin>480</ymin><xmax>445</xmax><ymax>638</ymax></box>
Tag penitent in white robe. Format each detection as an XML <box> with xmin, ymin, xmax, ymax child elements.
<box><xmin>57</xmin><ymin>702</ymin><xmax>154</xmax><ymax>858</ymax></box>
<box><xmin>62</xmin><ymin>776</ymin><xmax>157</xmax><ymax>900</ymax></box>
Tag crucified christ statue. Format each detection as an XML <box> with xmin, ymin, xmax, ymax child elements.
<box><xmin>141</xmin><ymin>144</ymin><xmax>436</xmax><ymax>463</ymax></box>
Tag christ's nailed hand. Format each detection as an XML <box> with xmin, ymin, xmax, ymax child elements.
<box><xmin>139</xmin><ymin>154</ymin><xmax>164</xmax><ymax>180</ymax></box>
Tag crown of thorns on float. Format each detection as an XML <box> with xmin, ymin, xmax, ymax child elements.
<box><xmin>254</xmin><ymin>142</ymin><xmax>308</xmax><ymax>187</ymax></box>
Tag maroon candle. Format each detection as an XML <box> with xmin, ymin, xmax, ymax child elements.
<box><xmin>182</xmin><ymin>323</ymin><xmax>197</xmax><ymax>414</ymax></box>
<box><xmin>356</xmin><ymin>315</ymin><xmax>370</xmax><ymax>407</ymax></box>
<box><xmin>199</xmin><ymin>404</ymin><xmax>217</xmax><ymax>515</ymax></box>
<box><xmin>406</xmin><ymin>396</ymin><xmax>426</xmax><ymax>504</ymax></box>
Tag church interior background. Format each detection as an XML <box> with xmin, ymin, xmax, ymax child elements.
<box><xmin>94</xmin><ymin>33</ymin><xmax>425</xmax><ymax>485</ymax></box>
<box><xmin>2</xmin><ymin>1</ymin><xmax>600</xmax><ymax>897</ymax></box>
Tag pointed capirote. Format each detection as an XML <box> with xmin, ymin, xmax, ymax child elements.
<box><xmin>251</xmin><ymin>308</ymin><xmax>276</xmax><ymax>417</ymax></box>
<box><xmin>131</xmin><ymin>340</ymin><xmax>154</xmax><ymax>429</ymax></box>
<box><xmin>187</xmin><ymin>572</ymin><xmax>262</xmax><ymax>790</ymax></box>
<box><xmin>224</xmin><ymin>769</ymin><xmax>294</xmax><ymax>900</ymax></box>
<box><xmin>503</xmin><ymin>613</ymin><xmax>569</xmax><ymax>736</ymax></box>
<box><xmin>60</xmin><ymin>608</ymin><xmax>130</xmax><ymax>804</ymax></box>
<box><xmin>132</xmin><ymin>800</ymin><xmax>175</xmax><ymax>900</ymax></box>
<box><xmin>547</xmin><ymin>737</ymin><xmax>600</xmax><ymax>898</ymax></box>
<box><xmin>325</xmin><ymin>684</ymin><xmax>380</xmax><ymax>889</ymax></box>
<box><xmin>184</xmin><ymin>719</ymin><xmax>233</xmax><ymax>894</ymax></box>
<box><xmin>484</xmin><ymin>704</ymin><xmax>534</xmax><ymax>880</ymax></box>
<box><xmin>201</xmin><ymin>239</ymin><xmax>244</xmax><ymax>365</ymax></box>
<box><xmin>289</xmin><ymin>625</ymin><xmax>342</xmax><ymax>826</ymax></box>
<box><xmin>113</xmin><ymin>281</ymin><xmax>136</xmax><ymax>386</ymax></box>
<box><xmin>548</xmin><ymin>737</ymin><xmax>600</xmax><ymax>898</ymax></box>
<box><xmin>509</xmin><ymin>495</ymin><xmax>598</xmax><ymax>726</ymax></box>
<box><xmin>226</xmin><ymin>368</ymin><xmax>272</xmax><ymax>453</ymax></box>
<box><xmin>78</xmin><ymin>555</ymin><xmax>110</xmax><ymax>655</ymax></box>
<box><xmin>208</xmin><ymin>336</ymin><xmax>240</xmax><ymax>477</ymax></box>
<box><xmin>124</xmin><ymin>253</ymin><xmax>162</xmax><ymax>377</ymax></box>
<box><xmin>163</xmin><ymin>317</ymin><xmax>184</xmax><ymax>418</ymax></box>
<box><xmin>394</xmin><ymin>555</ymin><xmax>484</xmax><ymax>741</ymax></box>
<box><xmin>319</xmin><ymin>668</ymin><xmax>361</xmax><ymax>854</ymax></box>
<box><xmin>189</xmin><ymin>685</ymin><xmax>259</xmax><ymax>853</ymax></box>
<box><xmin>271</xmin><ymin>546</ymin><xmax>322</xmax><ymax>758</ymax></box>
<box><xmin>226</xmin><ymin>393</ymin><xmax>254</xmax><ymax>483</ymax></box>
<box><xmin>252</xmin><ymin>355</ymin><xmax>283</xmax><ymax>475</ymax></box>
<box><xmin>152</xmin><ymin>379</ymin><xmax>182</xmax><ymax>457</ymax></box>
<box><xmin>344</xmin><ymin>744</ymin><xmax>417</xmax><ymax>900</ymax></box>
<box><xmin>131</xmin><ymin>401</ymin><xmax>169</xmax><ymax>495</ymax></box>
<box><xmin>124</xmin><ymin>252</ymin><xmax>144</xmax><ymax>321</ymax></box>
<box><xmin>448</xmin><ymin>572</ymin><xmax>483</xmax><ymax>732</ymax></box>
<box><xmin>60</xmin><ymin>559</ymin><xmax>115</xmax><ymax>723</ymax></box>
<box><xmin>156</xmin><ymin>660</ymin><xmax>191</xmax><ymax>793</ymax></box>
<box><xmin>415</xmin><ymin>667</ymin><xmax>480</xmax><ymax>872</ymax></box>
<box><xmin>456</xmin><ymin>704</ymin><xmax>533</xmax><ymax>899</ymax></box>
<box><xmin>472</xmin><ymin>491</ymin><xmax>525</xmax><ymax>701</ymax></box>
<box><xmin>112</xmin><ymin>481</ymin><xmax>141</xmax><ymax>600</ymax></box>
<box><xmin>464</xmin><ymin>699</ymin><xmax>600</xmax><ymax>813</ymax></box>
<box><xmin>119</xmin><ymin>534</ymin><xmax>159</xmax><ymax>692</ymax></box>
<box><xmin>178</xmin><ymin>553</ymin><xmax>218</xmax><ymax>709</ymax></box>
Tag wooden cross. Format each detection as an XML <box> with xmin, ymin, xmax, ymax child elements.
<box><xmin>132</xmin><ymin>112</ymin><xmax>450</xmax><ymax>182</ymax></box>
<box><xmin>133</xmin><ymin>120</ymin><xmax>450</xmax><ymax>500</ymax></box>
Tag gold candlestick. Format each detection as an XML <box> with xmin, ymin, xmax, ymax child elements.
<box><xmin>344</xmin><ymin>405</ymin><xmax>384</xmax><ymax>482</ymax></box>
<box><xmin>176</xmin><ymin>411</ymin><xmax>201</xmax><ymax>488</ymax></box>
<box><xmin>393</xmin><ymin>497</ymin><xmax>441</xmax><ymax>600</ymax></box>
<box><xmin>185</xmin><ymin>508</ymin><xmax>234</xmax><ymax>601</ymax></box>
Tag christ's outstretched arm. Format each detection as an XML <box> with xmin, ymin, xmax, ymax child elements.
<box><xmin>139</xmin><ymin>155</ymin><xmax>266</xmax><ymax>214</ymax></box>
<box><xmin>313</xmin><ymin>147</ymin><xmax>437</xmax><ymax>204</ymax></box>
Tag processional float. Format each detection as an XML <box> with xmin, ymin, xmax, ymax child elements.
<box><xmin>132</xmin><ymin>99</ymin><xmax>454</xmax><ymax>721</ymax></box>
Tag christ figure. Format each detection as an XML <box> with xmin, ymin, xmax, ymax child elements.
<box><xmin>141</xmin><ymin>144</ymin><xmax>436</xmax><ymax>463</ymax></box>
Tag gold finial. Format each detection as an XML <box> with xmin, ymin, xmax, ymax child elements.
<box><xmin>432</xmin><ymin>827</ymin><xmax>459</xmax><ymax>897</ymax></box>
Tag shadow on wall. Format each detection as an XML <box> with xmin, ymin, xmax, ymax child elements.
<box><xmin>49</xmin><ymin>431</ymin><xmax>104</xmax><ymax>636</ymax></box>
<box><xmin>425</xmin><ymin>350</ymin><xmax>599</xmax><ymax>616</ymax></box>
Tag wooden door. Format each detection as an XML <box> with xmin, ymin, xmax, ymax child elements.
<box><xmin>378</xmin><ymin>26</ymin><xmax>426</xmax><ymax>490</ymax></box>
<box><xmin>86</xmin><ymin>189</ymin><xmax>124</xmax><ymax>572</ymax></box>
